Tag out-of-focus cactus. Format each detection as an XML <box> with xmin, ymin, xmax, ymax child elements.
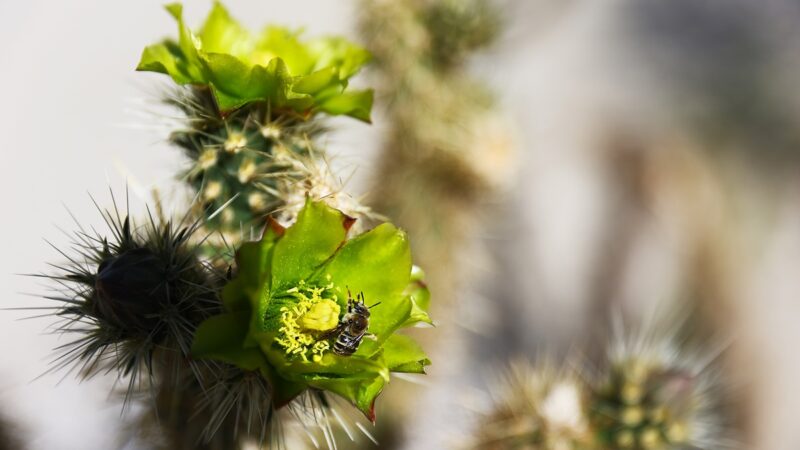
<box><xmin>589</xmin><ymin>322</ymin><xmax>731</xmax><ymax>450</ymax></box>
<box><xmin>356</xmin><ymin>1</ymin><xmax>512</xmax><ymax>448</ymax></box>
<box><xmin>468</xmin><ymin>316</ymin><xmax>734</xmax><ymax>450</ymax></box>
<box><xmin>470</xmin><ymin>362</ymin><xmax>593</xmax><ymax>450</ymax></box>
<box><xmin>360</xmin><ymin>0</ymin><xmax>513</xmax><ymax>266</ymax></box>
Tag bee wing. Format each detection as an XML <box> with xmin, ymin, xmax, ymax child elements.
<box><xmin>350</xmin><ymin>329</ymin><xmax>368</xmax><ymax>345</ymax></box>
<box><xmin>318</xmin><ymin>322</ymin><xmax>346</xmax><ymax>340</ymax></box>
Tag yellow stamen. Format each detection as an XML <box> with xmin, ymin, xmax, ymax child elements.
<box><xmin>273</xmin><ymin>282</ymin><xmax>341</xmax><ymax>362</ymax></box>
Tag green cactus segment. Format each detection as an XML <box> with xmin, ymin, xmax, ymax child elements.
<box><xmin>175</xmin><ymin>111</ymin><xmax>291</xmax><ymax>233</ymax></box>
<box><xmin>192</xmin><ymin>199</ymin><xmax>431</xmax><ymax>419</ymax></box>
<box><xmin>138</xmin><ymin>2</ymin><xmax>373</xmax><ymax>121</ymax></box>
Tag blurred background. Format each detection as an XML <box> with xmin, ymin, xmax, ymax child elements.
<box><xmin>2</xmin><ymin>0</ymin><xmax>799</xmax><ymax>448</ymax></box>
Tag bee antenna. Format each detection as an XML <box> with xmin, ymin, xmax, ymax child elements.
<box><xmin>368</xmin><ymin>302</ymin><xmax>381</xmax><ymax>309</ymax></box>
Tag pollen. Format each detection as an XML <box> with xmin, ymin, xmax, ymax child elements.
<box><xmin>300</xmin><ymin>299</ymin><xmax>341</xmax><ymax>331</ymax></box>
<box><xmin>273</xmin><ymin>282</ymin><xmax>341</xmax><ymax>362</ymax></box>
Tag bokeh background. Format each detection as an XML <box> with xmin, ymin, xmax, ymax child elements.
<box><xmin>2</xmin><ymin>0</ymin><xmax>799</xmax><ymax>448</ymax></box>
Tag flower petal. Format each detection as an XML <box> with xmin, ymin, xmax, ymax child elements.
<box><xmin>381</xmin><ymin>334</ymin><xmax>430</xmax><ymax>374</ymax></box>
<box><xmin>270</xmin><ymin>200</ymin><xmax>350</xmax><ymax>293</ymax></box>
<box><xmin>198</xmin><ymin>1</ymin><xmax>254</xmax><ymax>57</ymax></box>
<box><xmin>192</xmin><ymin>311</ymin><xmax>267</xmax><ymax>371</ymax></box>
<box><xmin>309</xmin><ymin>375</ymin><xmax>386</xmax><ymax>422</ymax></box>
<box><xmin>400</xmin><ymin>272</ymin><xmax>433</xmax><ymax>327</ymax></box>
<box><xmin>319</xmin><ymin>89</ymin><xmax>374</xmax><ymax>123</ymax></box>
<box><xmin>316</xmin><ymin>222</ymin><xmax>411</xmax><ymax>342</ymax></box>
<box><xmin>203</xmin><ymin>54</ymin><xmax>291</xmax><ymax>111</ymax></box>
<box><xmin>258</xmin><ymin>341</ymin><xmax>388</xmax><ymax>381</ymax></box>
<box><xmin>222</xmin><ymin>225</ymin><xmax>281</xmax><ymax>313</ymax></box>
<box><xmin>138</xmin><ymin>2</ymin><xmax>373</xmax><ymax>120</ymax></box>
<box><xmin>137</xmin><ymin>42</ymin><xmax>194</xmax><ymax>83</ymax></box>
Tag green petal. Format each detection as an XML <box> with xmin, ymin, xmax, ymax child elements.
<box><xmin>310</xmin><ymin>375</ymin><xmax>385</xmax><ymax>421</ymax></box>
<box><xmin>198</xmin><ymin>1</ymin><xmax>254</xmax><ymax>57</ymax></box>
<box><xmin>256</xmin><ymin>26</ymin><xmax>315</xmax><ymax>75</ymax></box>
<box><xmin>319</xmin><ymin>89</ymin><xmax>374</xmax><ymax>123</ymax></box>
<box><xmin>282</xmin><ymin>354</ymin><xmax>388</xmax><ymax>381</ymax></box>
<box><xmin>165</xmin><ymin>3</ymin><xmax>205</xmax><ymax>81</ymax></box>
<box><xmin>203</xmin><ymin>54</ymin><xmax>290</xmax><ymax>110</ymax></box>
<box><xmin>221</xmin><ymin>225</ymin><xmax>281</xmax><ymax>313</ymax></box>
<box><xmin>270</xmin><ymin>200</ymin><xmax>351</xmax><ymax>293</ymax></box>
<box><xmin>306</xmin><ymin>37</ymin><xmax>371</xmax><ymax>79</ymax></box>
<box><xmin>400</xmin><ymin>273</ymin><xmax>433</xmax><ymax>327</ymax></box>
<box><xmin>138</xmin><ymin>3</ymin><xmax>374</xmax><ymax>121</ymax></box>
<box><xmin>315</xmin><ymin>223</ymin><xmax>412</xmax><ymax>343</ymax></box>
<box><xmin>136</xmin><ymin>42</ymin><xmax>194</xmax><ymax>83</ymax></box>
<box><xmin>381</xmin><ymin>334</ymin><xmax>430</xmax><ymax>374</ymax></box>
<box><xmin>267</xmin><ymin>372</ymin><xmax>308</xmax><ymax>407</ymax></box>
<box><xmin>192</xmin><ymin>311</ymin><xmax>267</xmax><ymax>371</ymax></box>
<box><xmin>293</xmin><ymin>67</ymin><xmax>340</xmax><ymax>95</ymax></box>
<box><xmin>403</xmin><ymin>296</ymin><xmax>433</xmax><ymax>328</ymax></box>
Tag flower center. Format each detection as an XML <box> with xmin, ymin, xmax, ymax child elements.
<box><xmin>274</xmin><ymin>281</ymin><xmax>341</xmax><ymax>362</ymax></box>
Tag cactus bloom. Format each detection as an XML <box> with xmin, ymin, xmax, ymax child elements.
<box><xmin>191</xmin><ymin>200</ymin><xmax>431</xmax><ymax>420</ymax></box>
<box><xmin>137</xmin><ymin>2</ymin><xmax>373</xmax><ymax>121</ymax></box>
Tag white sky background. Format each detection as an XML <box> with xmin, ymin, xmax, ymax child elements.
<box><xmin>1</xmin><ymin>1</ymin><xmax>799</xmax><ymax>449</ymax></box>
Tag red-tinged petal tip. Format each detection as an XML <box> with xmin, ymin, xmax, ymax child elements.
<box><xmin>266</xmin><ymin>216</ymin><xmax>286</xmax><ymax>237</ymax></box>
<box><xmin>342</xmin><ymin>215</ymin><xmax>357</xmax><ymax>232</ymax></box>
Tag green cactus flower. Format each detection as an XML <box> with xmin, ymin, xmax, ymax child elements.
<box><xmin>137</xmin><ymin>2</ymin><xmax>373</xmax><ymax>121</ymax></box>
<box><xmin>191</xmin><ymin>199</ymin><xmax>431</xmax><ymax>420</ymax></box>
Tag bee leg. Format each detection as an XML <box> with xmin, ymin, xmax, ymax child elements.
<box><xmin>364</xmin><ymin>332</ymin><xmax>377</xmax><ymax>341</ymax></box>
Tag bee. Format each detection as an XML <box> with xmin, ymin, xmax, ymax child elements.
<box><xmin>321</xmin><ymin>289</ymin><xmax>379</xmax><ymax>356</ymax></box>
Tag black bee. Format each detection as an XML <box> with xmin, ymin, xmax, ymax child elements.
<box><xmin>322</xmin><ymin>290</ymin><xmax>379</xmax><ymax>356</ymax></box>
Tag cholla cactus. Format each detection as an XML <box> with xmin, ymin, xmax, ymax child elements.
<box><xmin>357</xmin><ymin>1</ymin><xmax>511</xmax><ymax>447</ymax></box>
<box><xmin>138</xmin><ymin>2</ymin><xmax>373</xmax><ymax>234</ymax></box>
<box><xmin>192</xmin><ymin>199</ymin><xmax>431</xmax><ymax>420</ymax></box>
<box><xmin>359</xmin><ymin>0</ymin><xmax>513</xmax><ymax>297</ymax></box>
<box><xmin>38</xmin><ymin>196</ymin><xmax>223</xmax><ymax>395</ymax></box>
<box><xmin>589</xmin><ymin>321</ymin><xmax>731</xmax><ymax>450</ymax></box>
<box><xmin>469</xmin><ymin>316</ymin><xmax>734</xmax><ymax>450</ymax></box>
<box><xmin>471</xmin><ymin>362</ymin><xmax>593</xmax><ymax>450</ymax></box>
<box><xmin>361</xmin><ymin>0</ymin><xmax>510</xmax><ymax>201</ymax></box>
<box><xmin>27</xmin><ymin>2</ymin><xmax>434</xmax><ymax>449</ymax></box>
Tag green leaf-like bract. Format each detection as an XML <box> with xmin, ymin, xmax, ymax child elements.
<box><xmin>192</xmin><ymin>200</ymin><xmax>431</xmax><ymax>420</ymax></box>
<box><xmin>137</xmin><ymin>2</ymin><xmax>373</xmax><ymax>122</ymax></box>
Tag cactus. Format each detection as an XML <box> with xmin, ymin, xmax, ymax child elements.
<box><xmin>471</xmin><ymin>361</ymin><xmax>593</xmax><ymax>450</ymax></box>
<box><xmin>589</xmin><ymin>319</ymin><xmax>732</xmax><ymax>450</ymax></box>
<box><xmin>37</xmin><ymin>195</ymin><xmax>224</xmax><ymax>398</ymax></box>
<box><xmin>138</xmin><ymin>2</ymin><xmax>373</xmax><ymax>235</ymax></box>
<box><xmin>356</xmin><ymin>1</ymin><xmax>511</xmax><ymax>447</ymax></box>
<box><xmin>468</xmin><ymin>317</ymin><xmax>734</xmax><ymax>450</ymax></box>
<box><xmin>26</xmin><ymin>2</ymin><xmax>434</xmax><ymax>448</ymax></box>
<box><xmin>191</xmin><ymin>199</ymin><xmax>432</xmax><ymax>421</ymax></box>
